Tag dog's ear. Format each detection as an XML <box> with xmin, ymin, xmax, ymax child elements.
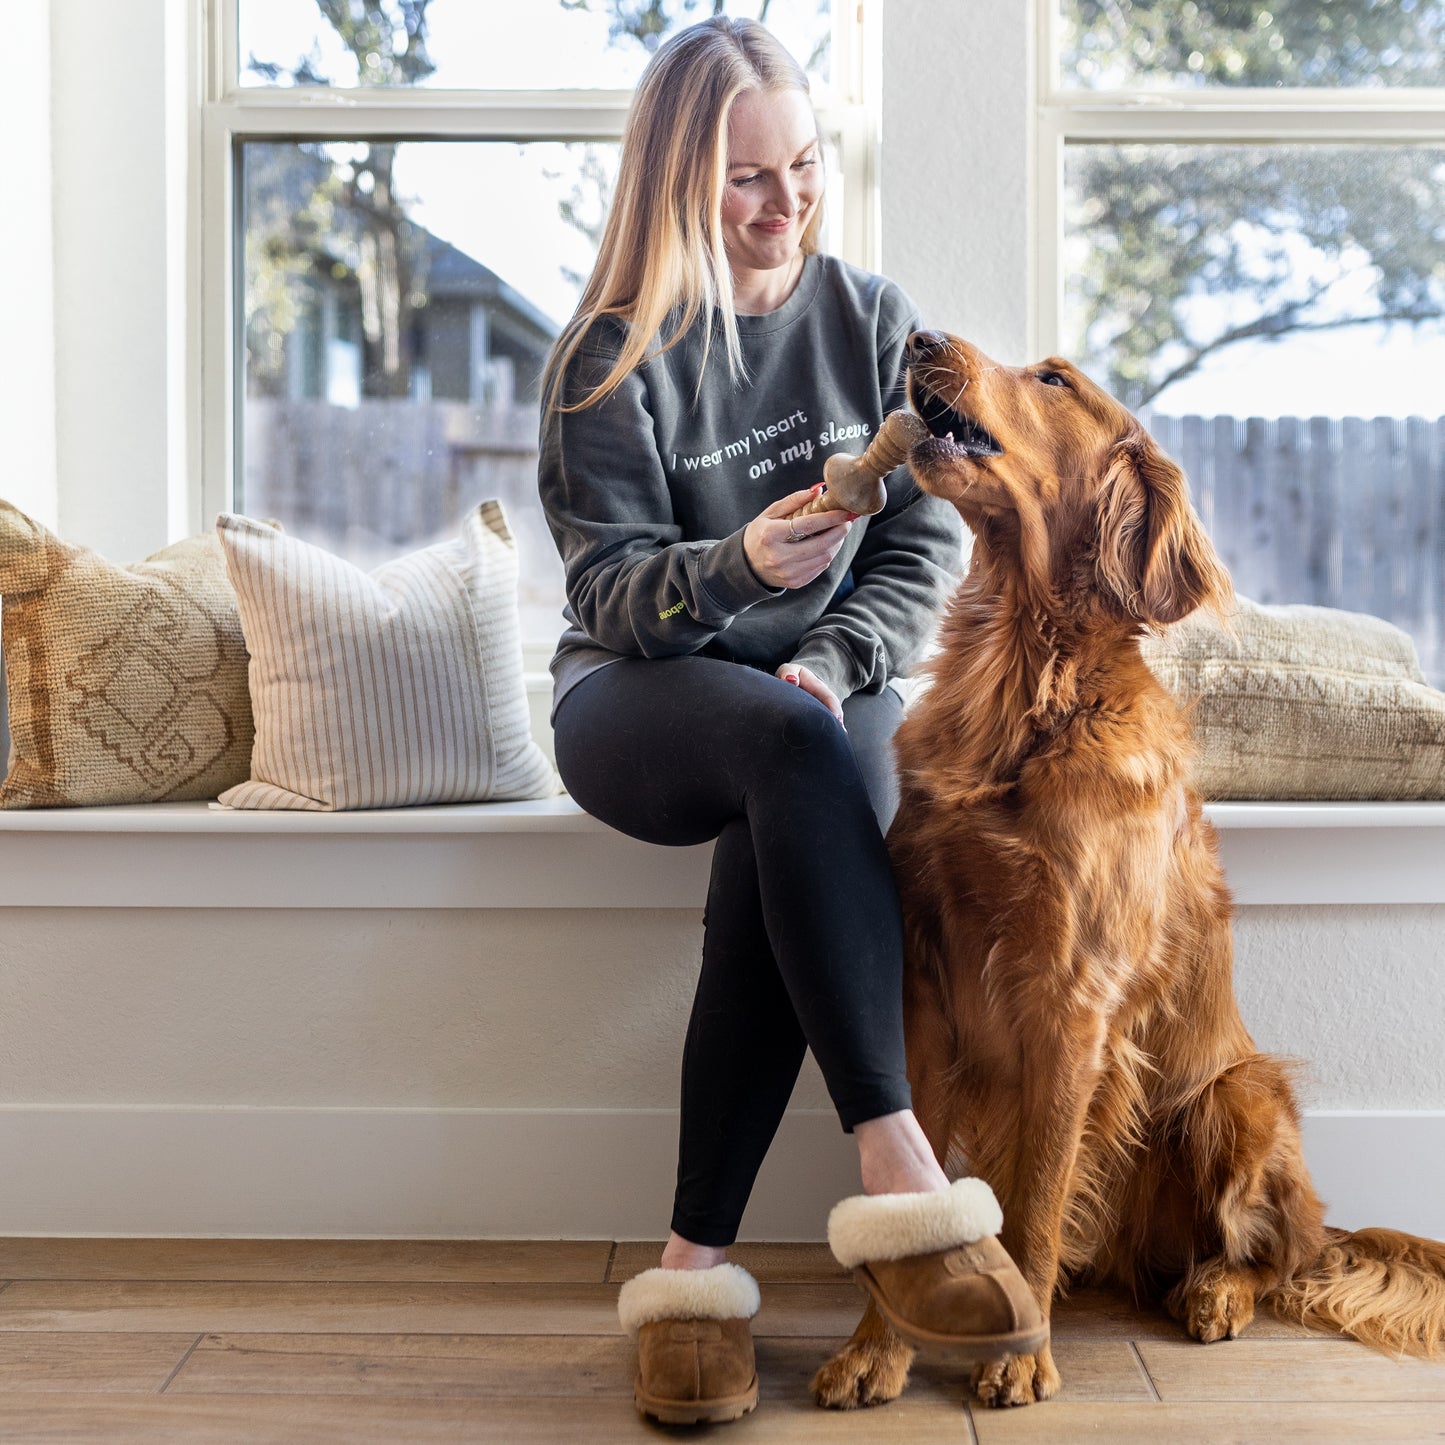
<box><xmin>1096</xmin><ymin>434</ymin><xmax>1232</xmax><ymax>627</ymax></box>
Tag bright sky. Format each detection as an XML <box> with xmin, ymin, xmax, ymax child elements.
<box><xmin>241</xmin><ymin>0</ymin><xmax>1445</xmax><ymax>419</ymax></box>
<box><xmin>239</xmin><ymin>0</ymin><xmax>830</xmax><ymax>93</ymax></box>
<box><xmin>1143</xmin><ymin>321</ymin><xmax>1445</xmax><ymax>418</ymax></box>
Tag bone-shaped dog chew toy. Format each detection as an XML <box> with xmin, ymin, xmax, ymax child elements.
<box><xmin>786</xmin><ymin>410</ymin><xmax>931</xmax><ymax>520</ymax></box>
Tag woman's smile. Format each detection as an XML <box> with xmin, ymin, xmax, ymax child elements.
<box><xmin>722</xmin><ymin>87</ymin><xmax>824</xmax><ymax>309</ymax></box>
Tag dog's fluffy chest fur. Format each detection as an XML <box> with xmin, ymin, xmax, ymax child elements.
<box><xmin>889</xmin><ymin>589</ymin><xmax>1211</xmax><ymax>1026</ymax></box>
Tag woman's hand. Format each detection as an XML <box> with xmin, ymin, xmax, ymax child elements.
<box><xmin>777</xmin><ymin>662</ymin><xmax>845</xmax><ymax>726</ymax></box>
<box><xmin>744</xmin><ymin>483</ymin><xmax>856</xmax><ymax>590</ymax></box>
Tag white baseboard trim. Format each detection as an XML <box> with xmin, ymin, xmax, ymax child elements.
<box><xmin>0</xmin><ymin>1106</ymin><xmax>1440</xmax><ymax>1242</ymax></box>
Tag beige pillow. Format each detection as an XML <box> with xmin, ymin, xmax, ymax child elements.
<box><xmin>212</xmin><ymin>500</ymin><xmax>561</xmax><ymax>811</ymax></box>
<box><xmin>0</xmin><ymin>500</ymin><xmax>264</xmax><ymax>807</ymax></box>
<box><xmin>1140</xmin><ymin>596</ymin><xmax>1445</xmax><ymax>800</ymax></box>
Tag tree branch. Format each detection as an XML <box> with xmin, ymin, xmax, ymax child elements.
<box><xmin>1138</xmin><ymin>295</ymin><xmax>1443</xmax><ymax>407</ymax></box>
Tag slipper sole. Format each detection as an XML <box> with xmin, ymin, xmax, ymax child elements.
<box><xmin>633</xmin><ymin>1374</ymin><xmax>759</xmax><ymax>1425</ymax></box>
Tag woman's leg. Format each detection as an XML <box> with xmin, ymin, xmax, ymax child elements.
<box><xmin>672</xmin><ymin>816</ymin><xmax>808</xmax><ymax>1247</ymax></box>
<box><xmin>835</xmin><ymin>685</ymin><xmax>952</xmax><ymax>1195</ymax></box>
<box><xmin>838</xmin><ymin>684</ymin><xmax>905</xmax><ymax>835</ymax></box>
<box><xmin>671</xmin><ymin>685</ymin><xmax>938</xmax><ymax>1247</ymax></box>
<box><xmin>553</xmin><ymin>658</ymin><xmax>929</xmax><ymax>1247</ymax></box>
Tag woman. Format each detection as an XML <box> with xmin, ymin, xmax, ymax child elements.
<box><xmin>537</xmin><ymin>17</ymin><xmax>1043</xmax><ymax>1425</ymax></box>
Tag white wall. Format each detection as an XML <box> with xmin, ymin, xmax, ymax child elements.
<box><xmin>3</xmin><ymin>904</ymin><xmax>1443</xmax><ymax>1114</ymax></box>
<box><xmin>2</xmin><ymin>898</ymin><xmax>1441</xmax><ymax>1238</ymax></box>
<box><xmin>882</xmin><ymin>1</ymin><xmax>1032</xmax><ymax>358</ymax></box>
<box><xmin>2</xmin><ymin>0</ymin><xmax>59</xmax><ymax>531</ymax></box>
<box><xmin>48</xmin><ymin>0</ymin><xmax>182</xmax><ymax>558</ymax></box>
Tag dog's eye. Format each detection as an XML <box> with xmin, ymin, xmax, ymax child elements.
<box><xmin>1037</xmin><ymin>371</ymin><xmax>1070</xmax><ymax>389</ymax></box>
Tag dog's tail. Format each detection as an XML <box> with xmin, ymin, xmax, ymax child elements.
<box><xmin>1267</xmin><ymin>1226</ymin><xmax>1445</xmax><ymax>1357</ymax></box>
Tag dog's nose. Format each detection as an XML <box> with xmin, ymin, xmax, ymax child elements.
<box><xmin>905</xmin><ymin>330</ymin><xmax>948</xmax><ymax>364</ymax></box>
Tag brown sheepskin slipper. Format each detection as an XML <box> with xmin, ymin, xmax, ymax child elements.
<box><xmin>617</xmin><ymin>1262</ymin><xmax>761</xmax><ymax>1425</ymax></box>
<box><xmin>828</xmin><ymin>1178</ymin><xmax>1049</xmax><ymax>1358</ymax></box>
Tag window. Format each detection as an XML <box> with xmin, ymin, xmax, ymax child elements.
<box><xmin>1038</xmin><ymin>1</ymin><xmax>1445</xmax><ymax>682</ymax></box>
<box><xmin>203</xmin><ymin>0</ymin><xmax>873</xmax><ymax>657</ymax></box>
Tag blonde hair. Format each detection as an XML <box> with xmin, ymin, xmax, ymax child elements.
<box><xmin>541</xmin><ymin>16</ymin><xmax>824</xmax><ymax>416</ymax></box>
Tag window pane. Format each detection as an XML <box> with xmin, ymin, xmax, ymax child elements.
<box><xmin>240</xmin><ymin>139</ymin><xmax>618</xmax><ymax>644</ymax></box>
<box><xmin>1064</xmin><ymin>143</ymin><xmax>1445</xmax><ymax>682</ymax></box>
<box><xmin>239</xmin><ymin>135</ymin><xmax>844</xmax><ymax>647</ymax></box>
<box><xmin>240</xmin><ymin>0</ymin><xmax>833</xmax><ymax>94</ymax></box>
<box><xmin>1059</xmin><ymin>1</ymin><xmax>1445</xmax><ymax>89</ymax></box>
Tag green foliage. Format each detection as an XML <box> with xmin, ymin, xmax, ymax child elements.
<box><xmin>244</xmin><ymin>3</ymin><xmax>435</xmax><ymax>399</ymax></box>
<box><xmin>1062</xmin><ymin>0</ymin><xmax>1445</xmax><ymax>88</ymax></box>
<box><xmin>243</xmin><ymin>145</ymin><xmax>336</xmax><ymax>397</ymax></box>
<box><xmin>1060</xmin><ymin>3</ymin><xmax>1445</xmax><ymax>406</ymax></box>
<box><xmin>1068</xmin><ymin>144</ymin><xmax>1445</xmax><ymax>406</ymax></box>
<box><xmin>560</xmin><ymin>0</ymin><xmax>768</xmax><ymax>52</ymax></box>
<box><xmin>558</xmin><ymin>0</ymin><xmax>831</xmax><ymax>73</ymax></box>
<box><xmin>311</xmin><ymin>0</ymin><xmax>436</xmax><ymax>86</ymax></box>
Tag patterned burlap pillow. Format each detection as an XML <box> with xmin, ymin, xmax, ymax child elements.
<box><xmin>211</xmin><ymin>500</ymin><xmax>561</xmax><ymax>811</ymax></box>
<box><xmin>0</xmin><ymin>501</ymin><xmax>268</xmax><ymax>807</ymax></box>
<box><xmin>1140</xmin><ymin>596</ymin><xmax>1445</xmax><ymax>800</ymax></box>
<box><xmin>1</xmin><ymin>639</ymin><xmax>10</xmax><ymax>774</ymax></box>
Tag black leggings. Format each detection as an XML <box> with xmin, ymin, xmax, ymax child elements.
<box><xmin>552</xmin><ymin>655</ymin><xmax>913</xmax><ymax>1247</ymax></box>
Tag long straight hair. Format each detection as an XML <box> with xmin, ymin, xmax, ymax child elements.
<box><xmin>540</xmin><ymin>17</ymin><xmax>824</xmax><ymax>417</ymax></box>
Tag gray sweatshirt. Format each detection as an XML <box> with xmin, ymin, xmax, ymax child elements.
<box><xmin>538</xmin><ymin>252</ymin><xmax>965</xmax><ymax>723</ymax></box>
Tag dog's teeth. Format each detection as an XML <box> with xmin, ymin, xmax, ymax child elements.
<box><xmin>946</xmin><ymin>431</ymin><xmax>955</xmax><ymax>443</ymax></box>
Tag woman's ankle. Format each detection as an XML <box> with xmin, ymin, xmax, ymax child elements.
<box><xmin>659</xmin><ymin>1231</ymin><xmax>728</xmax><ymax>1271</ymax></box>
<box><xmin>855</xmin><ymin>1110</ymin><xmax>951</xmax><ymax>1196</ymax></box>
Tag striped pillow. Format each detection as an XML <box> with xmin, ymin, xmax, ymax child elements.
<box><xmin>211</xmin><ymin>501</ymin><xmax>561</xmax><ymax>811</ymax></box>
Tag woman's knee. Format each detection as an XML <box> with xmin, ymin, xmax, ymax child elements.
<box><xmin>761</xmin><ymin>686</ymin><xmax>856</xmax><ymax>770</ymax></box>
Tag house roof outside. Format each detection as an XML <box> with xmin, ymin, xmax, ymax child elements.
<box><xmin>420</xmin><ymin>234</ymin><xmax>561</xmax><ymax>349</ymax></box>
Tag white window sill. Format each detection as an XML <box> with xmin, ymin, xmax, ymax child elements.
<box><xmin>1</xmin><ymin>797</ymin><xmax>1443</xmax><ymax>909</ymax></box>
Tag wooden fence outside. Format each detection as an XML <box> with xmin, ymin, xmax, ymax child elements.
<box><xmin>243</xmin><ymin>398</ymin><xmax>566</xmax><ymax>644</ymax></box>
<box><xmin>1140</xmin><ymin>412</ymin><xmax>1444</xmax><ymax>685</ymax></box>
<box><xmin>243</xmin><ymin>400</ymin><xmax>1445</xmax><ymax>686</ymax></box>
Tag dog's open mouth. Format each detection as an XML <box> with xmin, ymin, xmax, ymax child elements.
<box><xmin>908</xmin><ymin>376</ymin><xmax>1004</xmax><ymax>459</ymax></box>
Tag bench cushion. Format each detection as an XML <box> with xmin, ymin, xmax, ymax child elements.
<box><xmin>1140</xmin><ymin>596</ymin><xmax>1445</xmax><ymax>800</ymax></box>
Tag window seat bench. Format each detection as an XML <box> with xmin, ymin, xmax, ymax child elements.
<box><xmin>1</xmin><ymin>797</ymin><xmax>1444</xmax><ymax>908</ymax></box>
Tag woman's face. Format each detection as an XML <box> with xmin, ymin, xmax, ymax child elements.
<box><xmin>721</xmin><ymin>87</ymin><xmax>824</xmax><ymax>275</ymax></box>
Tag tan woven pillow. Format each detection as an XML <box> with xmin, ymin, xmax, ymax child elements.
<box><xmin>0</xmin><ymin>500</ymin><xmax>267</xmax><ymax>807</ymax></box>
<box><xmin>1140</xmin><ymin>596</ymin><xmax>1445</xmax><ymax>800</ymax></box>
<box><xmin>212</xmin><ymin>500</ymin><xmax>561</xmax><ymax>811</ymax></box>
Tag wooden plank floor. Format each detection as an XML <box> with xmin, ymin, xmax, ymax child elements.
<box><xmin>1</xmin><ymin>1239</ymin><xmax>1442</xmax><ymax>1442</ymax></box>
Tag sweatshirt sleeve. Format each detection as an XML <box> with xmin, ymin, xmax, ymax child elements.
<box><xmin>789</xmin><ymin>303</ymin><xmax>965</xmax><ymax>700</ymax></box>
<box><xmin>538</xmin><ymin>341</ymin><xmax>785</xmax><ymax>659</ymax></box>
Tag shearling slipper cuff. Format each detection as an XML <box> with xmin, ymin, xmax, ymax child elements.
<box><xmin>827</xmin><ymin>1177</ymin><xmax>1004</xmax><ymax>1269</ymax></box>
<box><xmin>616</xmin><ymin>1262</ymin><xmax>761</xmax><ymax>1337</ymax></box>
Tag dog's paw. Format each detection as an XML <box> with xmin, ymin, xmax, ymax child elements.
<box><xmin>970</xmin><ymin>1343</ymin><xmax>1060</xmax><ymax>1408</ymax></box>
<box><xmin>1171</xmin><ymin>1261</ymin><xmax>1257</xmax><ymax>1343</ymax></box>
<box><xmin>810</xmin><ymin>1338</ymin><xmax>913</xmax><ymax>1410</ymax></box>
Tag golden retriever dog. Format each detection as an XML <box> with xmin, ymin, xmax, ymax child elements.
<box><xmin>813</xmin><ymin>331</ymin><xmax>1445</xmax><ymax>1411</ymax></box>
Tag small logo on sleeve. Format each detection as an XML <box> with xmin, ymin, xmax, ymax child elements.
<box><xmin>659</xmin><ymin>599</ymin><xmax>687</xmax><ymax>620</ymax></box>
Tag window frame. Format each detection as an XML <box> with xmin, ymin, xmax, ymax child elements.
<box><xmin>1033</xmin><ymin>0</ymin><xmax>1445</xmax><ymax>361</ymax></box>
<box><xmin>195</xmin><ymin>0</ymin><xmax>882</xmax><ymax>559</ymax></box>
